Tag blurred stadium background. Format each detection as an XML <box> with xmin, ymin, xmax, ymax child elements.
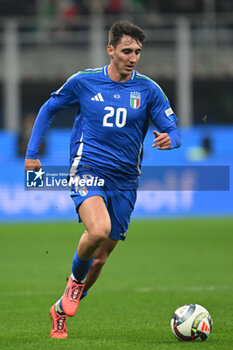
<box><xmin>1</xmin><ymin>2</ymin><xmax>233</xmax><ymax>349</ymax></box>
<box><xmin>0</xmin><ymin>0</ymin><xmax>233</xmax><ymax>221</ymax></box>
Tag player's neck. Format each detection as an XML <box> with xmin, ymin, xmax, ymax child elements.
<box><xmin>107</xmin><ymin>64</ymin><xmax>132</xmax><ymax>82</ymax></box>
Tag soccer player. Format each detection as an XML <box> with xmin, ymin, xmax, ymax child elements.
<box><xmin>24</xmin><ymin>20</ymin><xmax>182</xmax><ymax>338</ymax></box>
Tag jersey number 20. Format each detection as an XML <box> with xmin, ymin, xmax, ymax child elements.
<box><xmin>103</xmin><ymin>107</ymin><xmax>127</xmax><ymax>128</ymax></box>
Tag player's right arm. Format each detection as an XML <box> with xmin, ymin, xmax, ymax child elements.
<box><xmin>24</xmin><ymin>98</ymin><xmax>60</xmax><ymax>171</ymax></box>
<box><xmin>24</xmin><ymin>74</ymin><xmax>80</xmax><ymax>170</ymax></box>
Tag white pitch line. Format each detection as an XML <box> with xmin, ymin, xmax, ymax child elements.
<box><xmin>0</xmin><ymin>290</ymin><xmax>58</xmax><ymax>297</ymax></box>
<box><xmin>0</xmin><ymin>285</ymin><xmax>231</xmax><ymax>297</ymax></box>
<box><xmin>135</xmin><ymin>285</ymin><xmax>230</xmax><ymax>293</ymax></box>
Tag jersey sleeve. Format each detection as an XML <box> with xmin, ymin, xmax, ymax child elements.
<box><xmin>26</xmin><ymin>74</ymin><xmax>80</xmax><ymax>159</ymax></box>
<box><xmin>50</xmin><ymin>73</ymin><xmax>80</xmax><ymax>109</ymax></box>
<box><xmin>149</xmin><ymin>83</ymin><xmax>182</xmax><ymax>149</ymax></box>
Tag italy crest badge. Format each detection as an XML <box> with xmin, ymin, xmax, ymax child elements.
<box><xmin>130</xmin><ymin>92</ymin><xmax>141</xmax><ymax>109</ymax></box>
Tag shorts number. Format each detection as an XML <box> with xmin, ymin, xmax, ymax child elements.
<box><xmin>103</xmin><ymin>107</ymin><xmax>127</xmax><ymax>128</ymax></box>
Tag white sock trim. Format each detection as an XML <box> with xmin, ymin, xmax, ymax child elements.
<box><xmin>55</xmin><ymin>299</ymin><xmax>63</xmax><ymax>314</ymax></box>
<box><xmin>71</xmin><ymin>273</ymin><xmax>86</xmax><ymax>284</ymax></box>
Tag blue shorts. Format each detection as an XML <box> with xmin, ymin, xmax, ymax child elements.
<box><xmin>70</xmin><ymin>171</ymin><xmax>137</xmax><ymax>241</ymax></box>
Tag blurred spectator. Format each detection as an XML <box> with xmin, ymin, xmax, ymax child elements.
<box><xmin>57</xmin><ymin>0</ymin><xmax>79</xmax><ymax>21</ymax></box>
<box><xmin>37</xmin><ymin>0</ymin><xmax>79</xmax><ymax>23</ymax></box>
<box><xmin>36</xmin><ymin>0</ymin><xmax>81</xmax><ymax>35</ymax></box>
<box><xmin>105</xmin><ymin>0</ymin><xmax>147</xmax><ymax>15</ymax></box>
<box><xmin>105</xmin><ymin>0</ymin><xmax>123</xmax><ymax>15</ymax></box>
<box><xmin>18</xmin><ymin>113</ymin><xmax>45</xmax><ymax>157</ymax></box>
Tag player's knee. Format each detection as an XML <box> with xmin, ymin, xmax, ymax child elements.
<box><xmin>89</xmin><ymin>223</ymin><xmax>111</xmax><ymax>244</ymax></box>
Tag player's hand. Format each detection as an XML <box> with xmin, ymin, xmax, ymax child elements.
<box><xmin>152</xmin><ymin>130</ymin><xmax>171</xmax><ymax>150</ymax></box>
<box><xmin>24</xmin><ymin>158</ymin><xmax>42</xmax><ymax>171</ymax></box>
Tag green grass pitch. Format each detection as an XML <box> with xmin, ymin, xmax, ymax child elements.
<box><xmin>1</xmin><ymin>218</ymin><xmax>233</xmax><ymax>350</ymax></box>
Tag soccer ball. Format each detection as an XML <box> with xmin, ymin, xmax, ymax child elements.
<box><xmin>171</xmin><ymin>304</ymin><xmax>212</xmax><ymax>341</ymax></box>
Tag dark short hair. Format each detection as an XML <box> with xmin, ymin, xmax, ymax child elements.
<box><xmin>108</xmin><ymin>20</ymin><xmax>145</xmax><ymax>47</ymax></box>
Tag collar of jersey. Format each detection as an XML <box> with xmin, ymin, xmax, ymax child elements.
<box><xmin>103</xmin><ymin>65</ymin><xmax>136</xmax><ymax>83</ymax></box>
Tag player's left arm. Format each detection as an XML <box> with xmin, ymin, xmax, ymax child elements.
<box><xmin>150</xmin><ymin>85</ymin><xmax>182</xmax><ymax>150</ymax></box>
<box><xmin>152</xmin><ymin>126</ymin><xmax>182</xmax><ymax>150</ymax></box>
<box><xmin>152</xmin><ymin>130</ymin><xmax>171</xmax><ymax>150</ymax></box>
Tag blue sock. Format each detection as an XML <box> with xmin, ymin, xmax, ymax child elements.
<box><xmin>72</xmin><ymin>251</ymin><xmax>93</xmax><ymax>282</ymax></box>
<box><xmin>59</xmin><ymin>298</ymin><xmax>64</xmax><ymax>312</ymax></box>
<box><xmin>80</xmin><ymin>290</ymin><xmax>88</xmax><ymax>300</ymax></box>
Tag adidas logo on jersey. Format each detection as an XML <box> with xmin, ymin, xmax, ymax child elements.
<box><xmin>91</xmin><ymin>93</ymin><xmax>104</xmax><ymax>101</ymax></box>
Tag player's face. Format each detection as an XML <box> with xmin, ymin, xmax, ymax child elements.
<box><xmin>107</xmin><ymin>35</ymin><xmax>142</xmax><ymax>81</ymax></box>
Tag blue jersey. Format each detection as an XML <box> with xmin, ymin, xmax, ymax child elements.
<box><xmin>26</xmin><ymin>65</ymin><xmax>181</xmax><ymax>189</ymax></box>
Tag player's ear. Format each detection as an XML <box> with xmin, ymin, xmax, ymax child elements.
<box><xmin>107</xmin><ymin>45</ymin><xmax>114</xmax><ymax>59</ymax></box>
